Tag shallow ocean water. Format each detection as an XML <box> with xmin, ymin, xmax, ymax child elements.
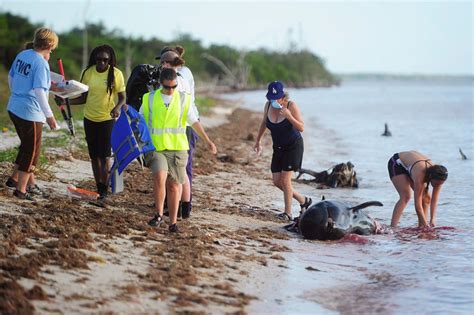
<box><xmin>225</xmin><ymin>79</ymin><xmax>474</xmax><ymax>314</ymax></box>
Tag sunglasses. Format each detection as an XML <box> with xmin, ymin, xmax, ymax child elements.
<box><xmin>162</xmin><ymin>84</ymin><xmax>178</xmax><ymax>90</ymax></box>
<box><xmin>96</xmin><ymin>57</ymin><xmax>109</xmax><ymax>62</ymax></box>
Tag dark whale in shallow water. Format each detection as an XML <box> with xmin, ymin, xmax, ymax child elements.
<box><xmin>299</xmin><ymin>200</ymin><xmax>383</xmax><ymax>240</ymax></box>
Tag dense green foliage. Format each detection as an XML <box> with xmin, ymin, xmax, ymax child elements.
<box><xmin>0</xmin><ymin>12</ymin><xmax>337</xmax><ymax>127</ymax></box>
<box><xmin>0</xmin><ymin>12</ymin><xmax>336</xmax><ymax>85</ymax></box>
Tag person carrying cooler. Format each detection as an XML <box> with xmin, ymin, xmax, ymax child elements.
<box><xmin>6</xmin><ymin>27</ymin><xmax>60</xmax><ymax>200</ymax></box>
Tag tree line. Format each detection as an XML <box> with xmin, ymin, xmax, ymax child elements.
<box><xmin>0</xmin><ymin>12</ymin><xmax>338</xmax><ymax>92</ymax></box>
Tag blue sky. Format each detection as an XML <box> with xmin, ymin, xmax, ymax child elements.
<box><xmin>1</xmin><ymin>0</ymin><xmax>472</xmax><ymax>75</ymax></box>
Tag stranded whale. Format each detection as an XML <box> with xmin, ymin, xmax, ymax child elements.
<box><xmin>298</xmin><ymin>200</ymin><xmax>383</xmax><ymax>240</ymax></box>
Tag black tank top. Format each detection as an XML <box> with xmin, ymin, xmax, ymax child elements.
<box><xmin>265</xmin><ymin>101</ymin><xmax>301</xmax><ymax>148</ymax></box>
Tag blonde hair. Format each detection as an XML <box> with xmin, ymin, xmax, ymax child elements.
<box><xmin>33</xmin><ymin>28</ymin><xmax>58</xmax><ymax>51</ymax></box>
<box><xmin>283</xmin><ymin>91</ymin><xmax>290</xmax><ymax>101</ymax></box>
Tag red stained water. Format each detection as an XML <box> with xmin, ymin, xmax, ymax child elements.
<box><xmin>395</xmin><ymin>226</ymin><xmax>457</xmax><ymax>241</ymax></box>
<box><xmin>339</xmin><ymin>233</ymin><xmax>370</xmax><ymax>244</ymax></box>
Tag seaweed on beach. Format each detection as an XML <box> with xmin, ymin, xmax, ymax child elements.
<box><xmin>0</xmin><ymin>108</ymin><xmax>295</xmax><ymax>314</ymax></box>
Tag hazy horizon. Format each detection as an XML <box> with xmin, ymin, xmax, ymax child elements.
<box><xmin>1</xmin><ymin>0</ymin><xmax>472</xmax><ymax>76</ymax></box>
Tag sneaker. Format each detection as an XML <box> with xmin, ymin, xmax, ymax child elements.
<box><xmin>300</xmin><ymin>197</ymin><xmax>313</xmax><ymax>212</ymax></box>
<box><xmin>5</xmin><ymin>177</ymin><xmax>17</xmax><ymax>189</ymax></box>
<box><xmin>277</xmin><ymin>212</ymin><xmax>292</xmax><ymax>221</ymax></box>
<box><xmin>148</xmin><ymin>214</ymin><xmax>163</xmax><ymax>227</ymax></box>
<box><xmin>168</xmin><ymin>224</ymin><xmax>179</xmax><ymax>233</ymax></box>
<box><xmin>13</xmin><ymin>190</ymin><xmax>34</xmax><ymax>201</ymax></box>
<box><xmin>27</xmin><ymin>184</ymin><xmax>42</xmax><ymax>195</ymax></box>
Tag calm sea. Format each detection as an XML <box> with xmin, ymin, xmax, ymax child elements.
<box><xmin>224</xmin><ymin>79</ymin><xmax>474</xmax><ymax>314</ymax></box>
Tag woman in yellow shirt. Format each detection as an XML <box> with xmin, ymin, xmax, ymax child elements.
<box><xmin>57</xmin><ymin>45</ymin><xmax>125</xmax><ymax>199</ymax></box>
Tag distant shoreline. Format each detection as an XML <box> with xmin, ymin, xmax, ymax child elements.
<box><xmin>197</xmin><ymin>74</ymin><xmax>473</xmax><ymax>95</ymax></box>
<box><xmin>336</xmin><ymin>73</ymin><xmax>473</xmax><ymax>82</ymax></box>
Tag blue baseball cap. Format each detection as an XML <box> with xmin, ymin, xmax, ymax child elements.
<box><xmin>266</xmin><ymin>81</ymin><xmax>285</xmax><ymax>100</ymax></box>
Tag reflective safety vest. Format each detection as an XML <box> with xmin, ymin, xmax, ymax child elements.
<box><xmin>142</xmin><ymin>89</ymin><xmax>190</xmax><ymax>151</ymax></box>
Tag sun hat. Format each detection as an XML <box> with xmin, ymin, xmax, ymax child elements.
<box><xmin>266</xmin><ymin>81</ymin><xmax>285</xmax><ymax>100</ymax></box>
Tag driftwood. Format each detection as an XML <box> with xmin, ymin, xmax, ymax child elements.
<box><xmin>296</xmin><ymin>161</ymin><xmax>359</xmax><ymax>188</ymax></box>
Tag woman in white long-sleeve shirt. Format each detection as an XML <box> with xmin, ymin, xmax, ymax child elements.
<box><xmin>6</xmin><ymin>27</ymin><xmax>59</xmax><ymax>200</ymax></box>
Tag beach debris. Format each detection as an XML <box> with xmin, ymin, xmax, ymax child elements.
<box><xmin>305</xmin><ymin>266</ymin><xmax>322</xmax><ymax>272</ymax></box>
<box><xmin>459</xmin><ymin>148</ymin><xmax>468</xmax><ymax>160</ymax></box>
<box><xmin>66</xmin><ymin>184</ymin><xmax>99</xmax><ymax>200</ymax></box>
<box><xmin>381</xmin><ymin>123</ymin><xmax>392</xmax><ymax>136</ymax></box>
<box><xmin>296</xmin><ymin>161</ymin><xmax>359</xmax><ymax>188</ymax></box>
<box><xmin>217</xmin><ymin>154</ymin><xmax>236</xmax><ymax>163</ymax></box>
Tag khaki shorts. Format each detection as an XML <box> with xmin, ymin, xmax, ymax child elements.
<box><xmin>144</xmin><ymin>150</ymin><xmax>188</xmax><ymax>184</ymax></box>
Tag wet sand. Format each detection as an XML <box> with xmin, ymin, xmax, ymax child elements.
<box><xmin>0</xmin><ymin>101</ymin><xmax>326</xmax><ymax>314</ymax></box>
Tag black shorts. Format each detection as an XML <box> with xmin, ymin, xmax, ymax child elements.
<box><xmin>84</xmin><ymin>117</ymin><xmax>115</xmax><ymax>159</ymax></box>
<box><xmin>271</xmin><ymin>137</ymin><xmax>304</xmax><ymax>173</ymax></box>
<box><xmin>387</xmin><ymin>153</ymin><xmax>409</xmax><ymax>179</ymax></box>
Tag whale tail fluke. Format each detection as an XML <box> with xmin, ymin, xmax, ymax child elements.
<box><xmin>350</xmin><ymin>201</ymin><xmax>383</xmax><ymax>212</ymax></box>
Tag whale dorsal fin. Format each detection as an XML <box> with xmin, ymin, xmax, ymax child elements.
<box><xmin>321</xmin><ymin>195</ymin><xmax>326</xmax><ymax>201</ymax></box>
<box><xmin>349</xmin><ymin>201</ymin><xmax>383</xmax><ymax>211</ymax></box>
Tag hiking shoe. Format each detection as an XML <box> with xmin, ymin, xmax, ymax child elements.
<box><xmin>27</xmin><ymin>184</ymin><xmax>50</xmax><ymax>198</ymax></box>
<box><xmin>300</xmin><ymin>197</ymin><xmax>313</xmax><ymax>211</ymax></box>
<box><xmin>148</xmin><ymin>214</ymin><xmax>163</xmax><ymax>227</ymax></box>
<box><xmin>27</xmin><ymin>184</ymin><xmax>42</xmax><ymax>195</ymax></box>
<box><xmin>6</xmin><ymin>177</ymin><xmax>17</xmax><ymax>189</ymax></box>
<box><xmin>168</xmin><ymin>224</ymin><xmax>179</xmax><ymax>233</ymax></box>
<box><xmin>13</xmin><ymin>190</ymin><xmax>34</xmax><ymax>201</ymax></box>
<box><xmin>277</xmin><ymin>212</ymin><xmax>292</xmax><ymax>221</ymax></box>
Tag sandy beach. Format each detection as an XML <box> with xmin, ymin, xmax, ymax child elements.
<box><xmin>0</xmin><ymin>99</ymin><xmax>333</xmax><ymax>315</ymax></box>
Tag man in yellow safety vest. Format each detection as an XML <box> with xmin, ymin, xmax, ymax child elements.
<box><xmin>140</xmin><ymin>68</ymin><xmax>217</xmax><ymax>232</ymax></box>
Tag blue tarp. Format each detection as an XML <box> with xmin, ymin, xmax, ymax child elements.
<box><xmin>127</xmin><ymin>105</ymin><xmax>156</xmax><ymax>155</ymax></box>
<box><xmin>110</xmin><ymin>106</ymin><xmax>155</xmax><ymax>193</ymax></box>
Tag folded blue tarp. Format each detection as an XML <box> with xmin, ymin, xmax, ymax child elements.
<box><xmin>110</xmin><ymin>106</ymin><xmax>155</xmax><ymax>193</ymax></box>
